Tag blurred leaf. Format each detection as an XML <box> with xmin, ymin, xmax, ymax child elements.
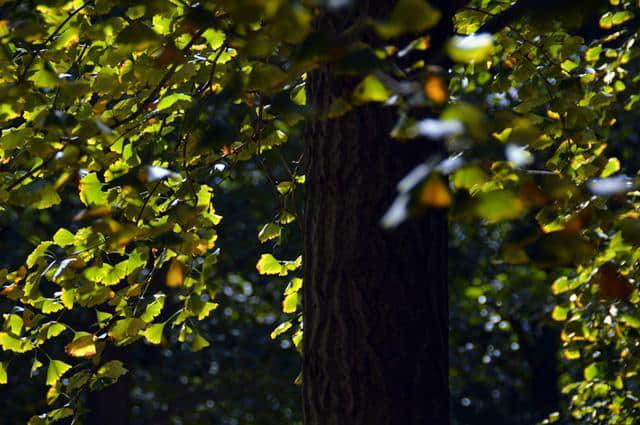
<box><xmin>447</xmin><ymin>34</ymin><xmax>494</xmax><ymax>63</ymax></box>
<box><xmin>419</xmin><ymin>174</ymin><xmax>451</xmax><ymax>208</ymax></box>
<box><xmin>353</xmin><ymin>75</ymin><xmax>390</xmax><ymax>103</ymax></box>
<box><xmin>375</xmin><ymin>0</ymin><xmax>441</xmax><ymax>38</ymax></box>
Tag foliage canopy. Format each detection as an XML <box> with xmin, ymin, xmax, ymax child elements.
<box><xmin>1</xmin><ymin>0</ymin><xmax>640</xmax><ymax>423</ymax></box>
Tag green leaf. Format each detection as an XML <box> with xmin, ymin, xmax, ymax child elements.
<box><xmin>551</xmin><ymin>277</ymin><xmax>571</xmax><ymax>295</ymax></box>
<box><xmin>202</xmin><ymin>28</ymin><xmax>225</xmax><ymax>49</ymax></box>
<box><xmin>26</xmin><ymin>242</ymin><xmax>53</xmax><ymax>268</ymax></box>
<box><xmin>612</xmin><ymin>10</ymin><xmax>634</xmax><ymax>26</ymax></box>
<box><xmin>353</xmin><ymin>75</ymin><xmax>390</xmax><ymax>103</ymax></box>
<box><xmin>141</xmin><ymin>323</ymin><xmax>165</xmax><ymax>344</ymax></box>
<box><xmin>47</xmin><ymin>407</ymin><xmax>74</xmax><ymax>422</ymax></box>
<box><xmin>0</xmin><ymin>361</ymin><xmax>7</xmax><ymax>384</ymax></box>
<box><xmin>96</xmin><ymin>360</ymin><xmax>128</xmax><ymax>380</ymax></box>
<box><xmin>46</xmin><ymin>360</ymin><xmax>71</xmax><ymax>386</ymax></box>
<box><xmin>475</xmin><ymin>191</ymin><xmax>525</xmax><ymax>222</ymax></box>
<box><xmin>37</xmin><ymin>322</ymin><xmax>67</xmax><ymax>343</ymax></box>
<box><xmin>584</xmin><ymin>362</ymin><xmax>600</xmax><ymax>381</ymax></box>
<box><xmin>157</xmin><ymin>93</ymin><xmax>192</xmax><ymax>111</ymax></box>
<box><xmin>620</xmin><ymin>313</ymin><xmax>640</xmax><ymax>328</ymax></box>
<box><xmin>29</xmin><ymin>62</ymin><xmax>59</xmax><ymax>89</ymax></box>
<box><xmin>41</xmin><ymin>299</ymin><xmax>64</xmax><ymax>314</ymax></box>
<box><xmin>115</xmin><ymin>21</ymin><xmax>163</xmax><ymax>51</ymax></box>
<box><xmin>284</xmin><ymin>277</ymin><xmax>303</xmax><ymax>296</ymax></box>
<box><xmin>270</xmin><ymin>321</ymin><xmax>292</xmax><ymax>339</ymax></box>
<box><xmin>282</xmin><ymin>292</ymin><xmax>298</xmax><ymax>313</ymax></box>
<box><xmin>601</xmin><ymin>158</ymin><xmax>620</xmax><ymax>177</ymax></box>
<box><xmin>12</xmin><ymin>181</ymin><xmax>61</xmax><ymax>209</ymax></box>
<box><xmin>186</xmin><ymin>295</ymin><xmax>218</xmax><ymax>320</ymax></box>
<box><xmin>258</xmin><ymin>223</ymin><xmax>282</xmax><ymax>243</ymax></box>
<box><xmin>140</xmin><ymin>293</ymin><xmax>166</xmax><ymax>323</ymax></box>
<box><xmin>561</xmin><ymin>59</ymin><xmax>578</xmax><ymax>73</ymax></box>
<box><xmin>0</xmin><ymin>332</ymin><xmax>34</xmax><ymax>353</ymax></box>
<box><xmin>256</xmin><ymin>254</ymin><xmax>284</xmax><ymax>275</ymax></box>
<box><xmin>374</xmin><ymin>0</ymin><xmax>441</xmax><ymax>38</ymax></box>
<box><xmin>1</xmin><ymin>128</ymin><xmax>34</xmax><ymax>151</ymax></box>
<box><xmin>551</xmin><ymin>305</ymin><xmax>569</xmax><ymax>321</ymax></box>
<box><xmin>585</xmin><ymin>45</ymin><xmax>602</xmax><ymax>62</ymax></box>
<box><xmin>31</xmin><ymin>358</ymin><xmax>43</xmax><ymax>377</ymax></box>
<box><xmin>276</xmin><ymin>181</ymin><xmax>294</xmax><ymax>195</ymax></box>
<box><xmin>4</xmin><ymin>313</ymin><xmax>24</xmax><ymax>335</ymax></box>
<box><xmin>52</xmin><ymin>229</ymin><xmax>75</xmax><ymax>247</ymax></box>
<box><xmin>108</xmin><ymin>318</ymin><xmax>146</xmax><ymax>345</ymax></box>
<box><xmin>190</xmin><ymin>333</ymin><xmax>210</xmax><ymax>352</ymax></box>
<box><xmin>61</xmin><ymin>288</ymin><xmax>75</xmax><ymax>309</ymax></box>
<box><xmin>79</xmin><ymin>173</ymin><xmax>108</xmax><ymax>206</ymax></box>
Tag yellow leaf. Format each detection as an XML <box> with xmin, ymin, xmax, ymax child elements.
<box><xmin>256</xmin><ymin>254</ymin><xmax>284</xmax><ymax>275</ymax></box>
<box><xmin>419</xmin><ymin>174</ymin><xmax>452</xmax><ymax>208</ymax></box>
<box><xmin>424</xmin><ymin>74</ymin><xmax>448</xmax><ymax>104</ymax></box>
<box><xmin>166</xmin><ymin>258</ymin><xmax>186</xmax><ymax>288</ymax></box>
<box><xmin>64</xmin><ymin>334</ymin><xmax>96</xmax><ymax>357</ymax></box>
<box><xmin>0</xmin><ymin>361</ymin><xmax>7</xmax><ymax>384</ymax></box>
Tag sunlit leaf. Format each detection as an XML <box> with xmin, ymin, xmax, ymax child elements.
<box><xmin>447</xmin><ymin>34</ymin><xmax>494</xmax><ymax>63</ymax></box>
<box><xmin>256</xmin><ymin>254</ymin><xmax>283</xmax><ymax>275</ymax></box>
<box><xmin>270</xmin><ymin>321</ymin><xmax>292</xmax><ymax>339</ymax></box>
<box><xmin>141</xmin><ymin>323</ymin><xmax>165</xmax><ymax>345</ymax></box>
<box><xmin>46</xmin><ymin>360</ymin><xmax>71</xmax><ymax>386</ymax></box>
<box><xmin>64</xmin><ymin>334</ymin><xmax>97</xmax><ymax>358</ymax></box>
<box><xmin>79</xmin><ymin>173</ymin><xmax>108</xmax><ymax>206</ymax></box>
<box><xmin>0</xmin><ymin>361</ymin><xmax>7</xmax><ymax>384</ymax></box>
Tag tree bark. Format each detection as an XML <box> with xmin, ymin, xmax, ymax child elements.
<box><xmin>302</xmin><ymin>3</ymin><xmax>449</xmax><ymax>425</ymax></box>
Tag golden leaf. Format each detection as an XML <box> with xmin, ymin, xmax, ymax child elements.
<box><xmin>419</xmin><ymin>175</ymin><xmax>452</xmax><ymax>208</ymax></box>
<box><xmin>65</xmin><ymin>335</ymin><xmax>97</xmax><ymax>358</ymax></box>
<box><xmin>424</xmin><ymin>74</ymin><xmax>448</xmax><ymax>104</ymax></box>
<box><xmin>166</xmin><ymin>258</ymin><xmax>186</xmax><ymax>288</ymax></box>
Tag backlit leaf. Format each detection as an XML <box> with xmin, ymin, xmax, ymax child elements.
<box><xmin>141</xmin><ymin>323</ymin><xmax>164</xmax><ymax>345</ymax></box>
<box><xmin>166</xmin><ymin>258</ymin><xmax>187</xmax><ymax>288</ymax></box>
<box><xmin>64</xmin><ymin>334</ymin><xmax>97</xmax><ymax>357</ymax></box>
<box><xmin>46</xmin><ymin>360</ymin><xmax>71</xmax><ymax>386</ymax></box>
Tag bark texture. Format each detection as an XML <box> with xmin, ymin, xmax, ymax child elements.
<box><xmin>302</xmin><ymin>3</ymin><xmax>449</xmax><ymax>425</ymax></box>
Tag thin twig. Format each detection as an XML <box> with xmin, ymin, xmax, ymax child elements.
<box><xmin>5</xmin><ymin>147</ymin><xmax>63</xmax><ymax>191</ymax></box>
<box><xmin>18</xmin><ymin>2</ymin><xmax>91</xmax><ymax>83</ymax></box>
<box><xmin>111</xmin><ymin>28</ymin><xmax>206</xmax><ymax>130</ymax></box>
<box><xmin>136</xmin><ymin>180</ymin><xmax>162</xmax><ymax>224</ymax></box>
<box><xmin>197</xmin><ymin>44</ymin><xmax>226</xmax><ymax>95</ymax></box>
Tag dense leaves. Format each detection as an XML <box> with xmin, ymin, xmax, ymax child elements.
<box><xmin>1</xmin><ymin>0</ymin><xmax>640</xmax><ymax>423</ymax></box>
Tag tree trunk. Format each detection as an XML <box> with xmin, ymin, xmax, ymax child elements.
<box><xmin>302</xmin><ymin>3</ymin><xmax>449</xmax><ymax>425</ymax></box>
